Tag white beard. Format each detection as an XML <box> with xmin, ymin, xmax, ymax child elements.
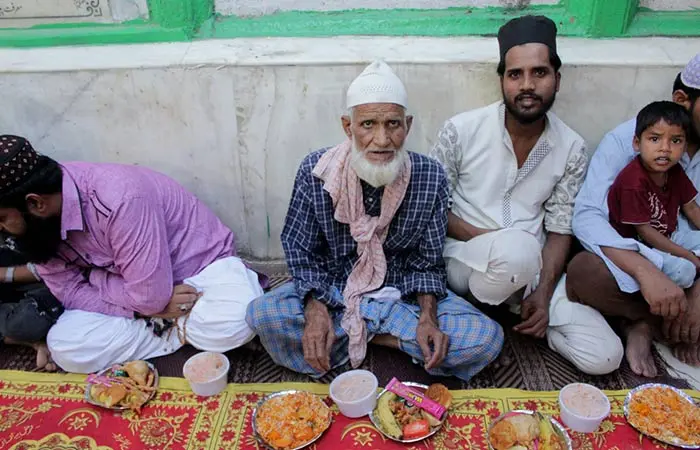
<box><xmin>350</xmin><ymin>137</ymin><xmax>408</xmax><ymax>188</ymax></box>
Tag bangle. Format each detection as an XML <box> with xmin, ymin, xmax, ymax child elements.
<box><xmin>4</xmin><ymin>266</ymin><xmax>14</xmax><ymax>283</ymax></box>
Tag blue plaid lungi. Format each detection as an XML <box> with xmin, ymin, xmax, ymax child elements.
<box><xmin>246</xmin><ymin>282</ymin><xmax>503</xmax><ymax>382</ymax></box>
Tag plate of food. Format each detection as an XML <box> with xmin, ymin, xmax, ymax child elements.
<box><xmin>85</xmin><ymin>360</ymin><xmax>158</xmax><ymax>412</ymax></box>
<box><xmin>488</xmin><ymin>410</ymin><xmax>572</xmax><ymax>450</ymax></box>
<box><xmin>624</xmin><ymin>383</ymin><xmax>700</xmax><ymax>448</ymax></box>
<box><xmin>252</xmin><ymin>390</ymin><xmax>332</xmax><ymax>450</ymax></box>
<box><xmin>369</xmin><ymin>379</ymin><xmax>452</xmax><ymax>443</ymax></box>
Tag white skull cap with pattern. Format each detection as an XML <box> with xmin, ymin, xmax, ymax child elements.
<box><xmin>681</xmin><ymin>53</ymin><xmax>700</xmax><ymax>90</ymax></box>
<box><xmin>346</xmin><ymin>60</ymin><xmax>408</xmax><ymax>109</ymax></box>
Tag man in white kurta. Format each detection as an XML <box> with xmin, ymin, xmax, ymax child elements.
<box><xmin>430</xmin><ymin>15</ymin><xmax>623</xmax><ymax>375</ymax></box>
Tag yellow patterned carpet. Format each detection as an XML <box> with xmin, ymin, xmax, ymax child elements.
<box><xmin>0</xmin><ymin>370</ymin><xmax>697</xmax><ymax>449</ymax></box>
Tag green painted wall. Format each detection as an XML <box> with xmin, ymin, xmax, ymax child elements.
<box><xmin>0</xmin><ymin>0</ymin><xmax>697</xmax><ymax>48</ymax></box>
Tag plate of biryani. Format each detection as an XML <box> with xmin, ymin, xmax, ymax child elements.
<box><xmin>85</xmin><ymin>360</ymin><xmax>158</xmax><ymax>413</ymax></box>
<box><xmin>488</xmin><ymin>410</ymin><xmax>572</xmax><ymax>450</ymax></box>
<box><xmin>624</xmin><ymin>383</ymin><xmax>700</xmax><ymax>448</ymax></box>
<box><xmin>369</xmin><ymin>381</ymin><xmax>452</xmax><ymax>443</ymax></box>
<box><xmin>252</xmin><ymin>390</ymin><xmax>332</xmax><ymax>450</ymax></box>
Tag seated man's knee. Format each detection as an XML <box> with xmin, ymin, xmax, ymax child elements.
<box><xmin>576</xmin><ymin>334</ymin><xmax>624</xmax><ymax>375</ymax></box>
<box><xmin>470</xmin><ymin>230</ymin><xmax>540</xmax><ymax>304</ymax></box>
<box><xmin>490</xmin><ymin>230</ymin><xmax>541</xmax><ymax>273</ymax></box>
<box><xmin>452</xmin><ymin>317</ymin><xmax>504</xmax><ymax>368</ymax></box>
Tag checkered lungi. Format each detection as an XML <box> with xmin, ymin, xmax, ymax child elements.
<box><xmin>246</xmin><ymin>282</ymin><xmax>504</xmax><ymax>381</ymax></box>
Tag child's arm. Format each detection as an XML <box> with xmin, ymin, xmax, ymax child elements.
<box><xmin>635</xmin><ymin>223</ymin><xmax>700</xmax><ymax>269</ymax></box>
<box><xmin>682</xmin><ymin>200</ymin><xmax>700</xmax><ymax>230</ymax></box>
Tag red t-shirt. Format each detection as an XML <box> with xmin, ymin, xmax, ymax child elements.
<box><xmin>608</xmin><ymin>156</ymin><xmax>698</xmax><ymax>239</ymax></box>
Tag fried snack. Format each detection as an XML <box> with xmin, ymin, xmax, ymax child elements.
<box><xmin>423</xmin><ymin>383</ymin><xmax>452</xmax><ymax>426</ymax></box>
<box><xmin>125</xmin><ymin>389</ymin><xmax>151</xmax><ymax>413</ymax></box>
<box><xmin>628</xmin><ymin>386</ymin><xmax>700</xmax><ymax>446</ymax></box>
<box><xmin>489</xmin><ymin>419</ymin><xmax>518</xmax><ymax>450</ymax></box>
<box><xmin>425</xmin><ymin>384</ymin><xmax>452</xmax><ymax>408</ymax></box>
<box><xmin>92</xmin><ymin>384</ymin><xmax>128</xmax><ymax>408</ymax></box>
<box><xmin>508</xmin><ymin>414</ymin><xmax>540</xmax><ymax>443</ymax></box>
<box><xmin>123</xmin><ymin>360</ymin><xmax>150</xmax><ymax>386</ymax></box>
<box><xmin>255</xmin><ymin>392</ymin><xmax>331</xmax><ymax>450</ymax></box>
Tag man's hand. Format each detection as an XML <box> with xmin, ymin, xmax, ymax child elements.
<box><xmin>416</xmin><ymin>319</ymin><xmax>449</xmax><ymax>370</ymax></box>
<box><xmin>638</xmin><ymin>266</ymin><xmax>687</xmax><ymax>319</ymax></box>
<box><xmin>302</xmin><ymin>297</ymin><xmax>335</xmax><ymax>373</ymax></box>
<box><xmin>151</xmin><ymin>284</ymin><xmax>201</xmax><ymax>319</ymax></box>
<box><xmin>514</xmin><ymin>287</ymin><xmax>549</xmax><ymax>338</ymax></box>
<box><xmin>416</xmin><ymin>294</ymin><xmax>449</xmax><ymax>370</ymax></box>
<box><xmin>663</xmin><ymin>286</ymin><xmax>700</xmax><ymax>344</ymax></box>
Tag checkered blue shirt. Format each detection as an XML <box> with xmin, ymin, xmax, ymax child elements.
<box><xmin>282</xmin><ymin>148</ymin><xmax>449</xmax><ymax>307</ymax></box>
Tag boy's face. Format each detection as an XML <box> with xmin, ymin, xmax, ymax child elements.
<box><xmin>634</xmin><ymin>119</ymin><xmax>687</xmax><ymax>173</ymax></box>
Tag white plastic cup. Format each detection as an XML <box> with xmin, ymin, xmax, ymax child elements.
<box><xmin>558</xmin><ymin>383</ymin><xmax>610</xmax><ymax>433</ymax></box>
<box><xmin>183</xmin><ymin>352</ymin><xmax>230</xmax><ymax>397</ymax></box>
<box><xmin>329</xmin><ymin>370</ymin><xmax>379</xmax><ymax>418</ymax></box>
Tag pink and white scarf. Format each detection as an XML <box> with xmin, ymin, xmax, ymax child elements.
<box><xmin>312</xmin><ymin>140</ymin><xmax>411</xmax><ymax>368</ymax></box>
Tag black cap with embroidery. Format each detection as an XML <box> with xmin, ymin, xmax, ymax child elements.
<box><xmin>0</xmin><ymin>135</ymin><xmax>40</xmax><ymax>193</ymax></box>
<box><xmin>498</xmin><ymin>15</ymin><xmax>559</xmax><ymax>65</ymax></box>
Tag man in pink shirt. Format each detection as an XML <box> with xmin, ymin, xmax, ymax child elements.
<box><xmin>0</xmin><ymin>136</ymin><xmax>264</xmax><ymax>373</ymax></box>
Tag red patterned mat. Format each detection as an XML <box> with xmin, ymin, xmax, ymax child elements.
<box><xmin>0</xmin><ymin>371</ymin><xmax>697</xmax><ymax>449</ymax></box>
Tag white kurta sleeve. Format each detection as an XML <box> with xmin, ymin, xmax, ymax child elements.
<box><xmin>544</xmin><ymin>143</ymin><xmax>589</xmax><ymax>234</ymax></box>
<box><xmin>429</xmin><ymin>120</ymin><xmax>462</xmax><ymax>209</ymax></box>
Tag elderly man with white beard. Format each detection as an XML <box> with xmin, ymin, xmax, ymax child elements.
<box><xmin>246</xmin><ymin>61</ymin><xmax>504</xmax><ymax>381</ymax></box>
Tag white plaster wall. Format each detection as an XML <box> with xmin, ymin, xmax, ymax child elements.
<box><xmin>216</xmin><ymin>0</ymin><xmax>556</xmax><ymax>16</ymax></box>
<box><xmin>639</xmin><ymin>0</ymin><xmax>700</xmax><ymax>10</ymax></box>
<box><xmin>0</xmin><ymin>0</ymin><xmax>147</xmax><ymax>28</ymax></box>
<box><xmin>0</xmin><ymin>37</ymin><xmax>697</xmax><ymax>261</ymax></box>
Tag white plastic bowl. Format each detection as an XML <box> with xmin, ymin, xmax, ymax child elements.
<box><xmin>558</xmin><ymin>383</ymin><xmax>610</xmax><ymax>433</ymax></box>
<box><xmin>183</xmin><ymin>352</ymin><xmax>230</xmax><ymax>397</ymax></box>
<box><xmin>329</xmin><ymin>370</ymin><xmax>378</xmax><ymax>418</ymax></box>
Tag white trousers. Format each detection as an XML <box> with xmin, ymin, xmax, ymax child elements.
<box><xmin>446</xmin><ymin>229</ymin><xmax>624</xmax><ymax>375</ymax></box>
<box><xmin>47</xmin><ymin>257</ymin><xmax>264</xmax><ymax>373</ymax></box>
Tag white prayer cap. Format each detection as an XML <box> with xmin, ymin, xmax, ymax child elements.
<box><xmin>681</xmin><ymin>53</ymin><xmax>700</xmax><ymax>90</ymax></box>
<box><xmin>346</xmin><ymin>61</ymin><xmax>408</xmax><ymax>109</ymax></box>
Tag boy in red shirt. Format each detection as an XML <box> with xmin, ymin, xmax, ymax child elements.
<box><xmin>608</xmin><ymin>101</ymin><xmax>700</xmax><ymax>288</ymax></box>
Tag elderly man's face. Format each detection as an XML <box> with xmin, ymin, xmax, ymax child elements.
<box><xmin>501</xmin><ymin>43</ymin><xmax>560</xmax><ymax>124</ymax></box>
<box><xmin>342</xmin><ymin>103</ymin><xmax>413</xmax><ymax>187</ymax></box>
<box><xmin>342</xmin><ymin>103</ymin><xmax>411</xmax><ymax>164</ymax></box>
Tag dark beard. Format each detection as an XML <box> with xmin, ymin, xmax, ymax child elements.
<box><xmin>503</xmin><ymin>90</ymin><xmax>557</xmax><ymax>125</ymax></box>
<box><xmin>13</xmin><ymin>213</ymin><xmax>63</xmax><ymax>264</ymax></box>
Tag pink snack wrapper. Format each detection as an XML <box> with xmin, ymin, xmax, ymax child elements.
<box><xmin>385</xmin><ymin>377</ymin><xmax>446</xmax><ymax>420</ymax></box>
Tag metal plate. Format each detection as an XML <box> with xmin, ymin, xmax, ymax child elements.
<box><xmin>368</xmin><ymin>382</ymin><xmax>444</xmax><ymax>443</ymax></box>
<box><xmin>84</xmin><ymin>361</ymin><xmax>159</xmax><ymax>411</ymax></box>
<box><xmin>623</xmin><ymin>383</ymin><xmax>700</xmax><ymax>449</ymax></box>
<box><xmin>251</xmin><ymin>390</ymin><xmax>332</xmax><ymax>450</ymax></box>
<box><xmin>487</xmin><ymin>410</ymin><xmax>573</xmax><ymax>450</ymax></box>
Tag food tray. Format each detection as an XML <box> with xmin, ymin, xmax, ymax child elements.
<box><xmin>623</xmin><ymin>383</ymin><xmax>699</xmax><ymax>449</ymax></box>
<box><xmin>84</xmin><ymin>361</ymin><xmax>159</xmax><ymax>410</ymax></box>
<box><xmin>251</xmin><ymin>390</ymin><xmax>332</xmax><ymax>450</ymax></box>
<box><xmin>487</xmin><ymin>410</ymin><xmax>573</xmax><ymax>450</ymax></box>
<box><xmin>368</xmin><ymin>382</ymin><xmax>444</xmax><ymax>443</ymax></box>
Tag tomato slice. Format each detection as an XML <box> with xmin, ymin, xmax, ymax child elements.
<box><xmin>403</xmin><ymin>419</ymin><xmax>430</xmax><ymax>440</ymax></box>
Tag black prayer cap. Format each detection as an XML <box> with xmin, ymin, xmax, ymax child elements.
<box><xmin>498</xmin><ymin>15</ymin><xmax>559</xmax><ymax>65</ymax></box>
<box><xmin>0</xmin><ymin>135</ymin><xmax>40</xmax><ymax>194</ymax></box>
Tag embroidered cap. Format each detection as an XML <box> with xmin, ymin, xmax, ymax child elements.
<box><xmin>681</xmin><ymin>53</ymin><xmax>700</xmax><ymax>90</ymax></box>
<box><xmin>0</xmin><ymin>135</ymin><xmax>40</xmax><ymax>192</ymax></box>
<box><xmin>346</xmin><ymin>60</ymin><xmax>408</xmax><ymax>109</ymax></box>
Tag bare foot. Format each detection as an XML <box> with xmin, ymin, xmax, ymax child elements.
<box><xmin>624</xmin><ymin>321</ymin><xmax>658</xmax><ymax>377</ymax></box>
<box><xmin>672</xmin><ymin>343</ymin><xmax>700</xmax><ymax>366</ymax></box>
<box><xmin>32</xmin><ymin>342</ymin><xmax>57</xmax><ymax>372</ymax></box>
